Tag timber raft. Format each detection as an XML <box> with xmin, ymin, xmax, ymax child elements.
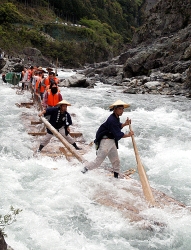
<box><xmin>16</xmin><ymin>91</ymin><xmax>191</xmax><ymax>230</ymax></box>
<box><xmin>19</xmin><ymin>102</ymin><xmax>90</xmax><ymax>159</ymax></box>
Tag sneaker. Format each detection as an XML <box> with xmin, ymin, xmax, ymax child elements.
<box><xmin>72</xmin><ymin>143</ymin><xmax>82</xmax><ymax>150</ymax></box>
<box><xmin>81</xmin><ymin>167</ymin><xmax>88</xmax><ymax>174</ymax></box>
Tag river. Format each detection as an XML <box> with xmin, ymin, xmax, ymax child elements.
<box><xmin>0</xmin><ymin>70</ymin><xmax>191</xmax><ymax>250</ymax></box>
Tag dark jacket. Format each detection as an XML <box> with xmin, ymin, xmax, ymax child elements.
<box><xmin>94</xmin><ymin>113</ymin><xmax>124</xmax><ymax>149</ymax></box>
<box><xmin>44</xmin><ymin>107</ymin><xmax>72</xmax><ymax>135</ymax></box>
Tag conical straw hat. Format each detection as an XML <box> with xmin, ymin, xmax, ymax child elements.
<box><xmin>57</xmin><ymin>100</ymin><xmax>71</xmax><ymax>106</ymax></box>
<box><xmin>109</xmin><ymin>99</ymin><xmax>130</xmax><ymax>109</ymax></box>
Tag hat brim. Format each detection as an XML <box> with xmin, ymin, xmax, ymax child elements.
<box><xmin>57</xmin><ymin>100</ymin><xmax>71</xmax><ymax>106</ymax></box>
<box><xmin>109</xmin><ymin>100</ymin><xmax>130</xmax><ymax>109</ymax></box>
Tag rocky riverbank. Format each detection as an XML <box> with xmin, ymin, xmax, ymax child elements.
<box><xmin>62</xmin><ymin>58</ymin><xmax>190</xmax><ymax>98</ymax></box>
<box><xmin>1</xmin><ymin>0</ymin><xmax>191</xmax><ymax>99</ymax></box>
<box><xmin>1</xmin><ymin>53</ymin><xmax>191</xmax><ymax>99</ymax></box>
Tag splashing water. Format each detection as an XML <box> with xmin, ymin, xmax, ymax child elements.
<box><xmin>0</xmin><ymin>70</ymin><xmax>191</xmax><ymax>250</ymax></box>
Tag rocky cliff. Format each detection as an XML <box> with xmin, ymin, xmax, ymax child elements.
<box><xmin>121</xmin><ymin>0</ymin><xmax>191</xmax><ymax>90</ymax></box>
<box><xmin>77</xmin><ymin>0</ymin><xmax>191</xmax><ymax>97</ymax></box>
<box><xmin>134</xmin><ymin>0</ymin><xmax>191</xmax><ymax>44</ymax></box>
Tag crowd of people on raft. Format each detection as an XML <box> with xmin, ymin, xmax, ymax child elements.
<box><xmin>20</xmin><ymin>65</ymin><xmax>82</xmax><ymax>151</ymax></box>
<box><xmin>20</xmin><ymin>65</ymin><xmax>134</xmax><ymax>178</ymax></box>
<box><xmin>20</xmin><ymin>65</ymin><xmax>62</xmax><ymax>108</ymax></box>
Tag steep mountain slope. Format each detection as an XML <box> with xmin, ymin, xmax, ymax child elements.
<box><xmin>0</xmin><ymin>0</ymin><xmax>143</xmax><ymax>66</ymax></box>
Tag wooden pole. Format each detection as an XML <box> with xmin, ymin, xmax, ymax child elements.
<box><xmin>40</xmin><ymin>116</ymin><xmax>87</xmax><ymax>164</ymax></box>
<box><xmin>129</xmin><ymin>123</ymin><xmax>156</xmax><ymax>206</ymax></box>
<box><xmin>55</xmin><ymin>57</ymin><xmax>58</xmax><ymax>76</ymax></box>
<box><xmin>37</xmin><ymin>95</ymin><xmax>43</xmax><ymax>111</ymax></box>
<box><xmin>37</xmin><ymin>95</ymin><xmax>46</xmax><ymax>132</ymax></box>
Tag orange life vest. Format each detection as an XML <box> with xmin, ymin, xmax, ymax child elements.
<box><xmin>39</xmin><ymin>77</ymin><xmax>46</xmax><ymax>93</ymax></box>
<box><xmin>35</xmin><ymin>76</ymin><xmax>42</xmax><ymax>93</ymax></box>
<box><xmin>47</xmin><ymin>89</ymin><xmax>60</xmax><ymax>107</ymax></box>
<box><xmin>43</xmin><ymin>77</ymin><xmax>50</xmax><ymax>87</ymax></box>
<box><xmin>54</xmin><ymin>77</ymin><xmax>59</xmax><ymax>84</ymax></box>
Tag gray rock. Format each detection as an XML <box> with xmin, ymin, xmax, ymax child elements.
<box><xmin>144</xmin><ymin>81</ymin><xmax>161</xmax><ymax>89</ymax></box>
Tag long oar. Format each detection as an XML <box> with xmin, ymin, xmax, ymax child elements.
<box><xmin>129</xmin><ymin>122</ymin><xmax>156</xmax><ymax>206</ymax></box>
<box><xmin>40</xmin><ymin>116</ymin><xmax>87</xmax><ymax>163</ymax></box>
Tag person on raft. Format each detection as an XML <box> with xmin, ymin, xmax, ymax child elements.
<box><xmin>37</xmin><ymin>100</ymin><xmax>81</xmax><ymax>152</ymax></box>
<box><xmin>81</xmin><ymin>100</ymin><xmax>134</xmax><ymax>178</ymax></box>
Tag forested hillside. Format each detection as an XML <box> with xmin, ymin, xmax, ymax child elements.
<box><xmin>0</xmin><ymin>0</ymin><xmax>144</xmax><ymax>67</ymax></box>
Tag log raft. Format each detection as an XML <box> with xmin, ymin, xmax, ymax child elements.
<box><xmin>17</xmin><ymin>97</ymin><xmax>191</xmax><ymax>228</ymax></box>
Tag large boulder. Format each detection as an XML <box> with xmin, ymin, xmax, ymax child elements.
<box><xmin>22</xmin><ymin>47</ymin><xmax>50</xmax><ymax>67</ymax></box>
<box><xmin>144</xmin><ymin>81</ymin><xmax>161</xmax><ymax>89</ymax></box>
<box><xmin>59</xmin><ymin>74</ymin><xmax>93</xmax><ymax>88</ymax></box>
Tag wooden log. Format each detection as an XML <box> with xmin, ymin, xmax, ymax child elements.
<box><xmin>124</xmin><ymin>168</ymin><xmax>136</xmax><ymax>176</ymax></box>
<box><xmin>59</xmin><ymin>147</ymin><xmax>73</xmax><ymax>156</ymax></box>
<box><xmin>21</xmin><ymin>102</ymin><xmax>34</xmax><ymax>106</ymax></box>
<box><xmin>70</xmin><ymin>132</ymin><xmax>83</xmax><ymax>137</ymax></box>
<box><xmin>28</xmin><ymin>129</ymin><xmax>82</xmax><ymax>137</ymax></box>
<box><xmin>40</xmin><ymin>116</ymin><xmax>87</xmax><ymax>163</ymax></box>
<box><xmin>28</xmin><ymin>132</ymin><xmax>47</xmax><ymax>136</ymax></box>
<box><xmin>31</xmin><ymin>121</ymin><xmax>43</xmax><ymax>125</ymax></box>
<box><xmin>15</xmin><ymin>102</ymin><xmax>34</xmax><ymax>108</ymax></box>
<box><xmin>41</xmin><ymin>153</ymin><xmax>63</xmax><ymax>157</ymax></box>
<box><xmin>59</xmin><ymin>147</ymin><xmax>73</xmax><ymax>161</ymax></box>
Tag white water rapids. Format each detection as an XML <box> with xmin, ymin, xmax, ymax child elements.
<box><xmin>0</xmin><ymin>70</ymin><xmax>191</xmax><ymax>250</ymax></box>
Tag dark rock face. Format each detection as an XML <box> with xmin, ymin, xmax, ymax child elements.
<box><xmin>143</xmin><ymin>0</ymin><xmax>159</xmax><ymax>13</ymax></box>
<box><xmin>22</xmin><ymin>47</ymin><xmax>50</xmax><ymax>67</ymax></box>
<box><xmin>13</xmin><ymin>63</ymin><xmax>24</xmax><ymax>72</ymax></box>
<box><xmin>184</xmin><ymin>65</ymin><xmax>191</xmax><ymax>90</ymax></box>
<box><xmin>133</xmin><ymin>0</ymin><xmax>191</xmax><ymax>45</ymax></box>
<box><xmin>0</xmin><ymin>232</ymin><xmax>7</xmax><ymax>250</ymax></box>
<box><xmin>0</xmin><ymin>47</ymin><xmax>52</xmax><ymax>73</ymax></box>
<box><xmin>122</xmin><ymin>0</ymin><xmax>191</xmax><ymax>87</ymax></box>
<box><xmin>123</xmin><ymin>25</ymin><xmax>191</xmax><ymax>78</ymax></box>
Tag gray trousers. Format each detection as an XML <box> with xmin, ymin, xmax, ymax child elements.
<box><xmin>86</xmin><ymin>139</ymin><xmax>120</xmax><ymax>173</ymax></box>
<box><xmin>40</xmin><ymin>126</ymin><xmax>75</xmax><ymax>147</ymax></box>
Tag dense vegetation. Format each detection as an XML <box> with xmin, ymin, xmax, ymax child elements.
<box><xmin>0</xmin><ymin>0</ymin><xmax>144</xmax><ymax>67</ymax></box>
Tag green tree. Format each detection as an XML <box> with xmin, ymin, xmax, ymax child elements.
<box><xmin>0</xmin><ymin>3</ymin><xmax>24</xmax><ymax>24</ymax></box>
